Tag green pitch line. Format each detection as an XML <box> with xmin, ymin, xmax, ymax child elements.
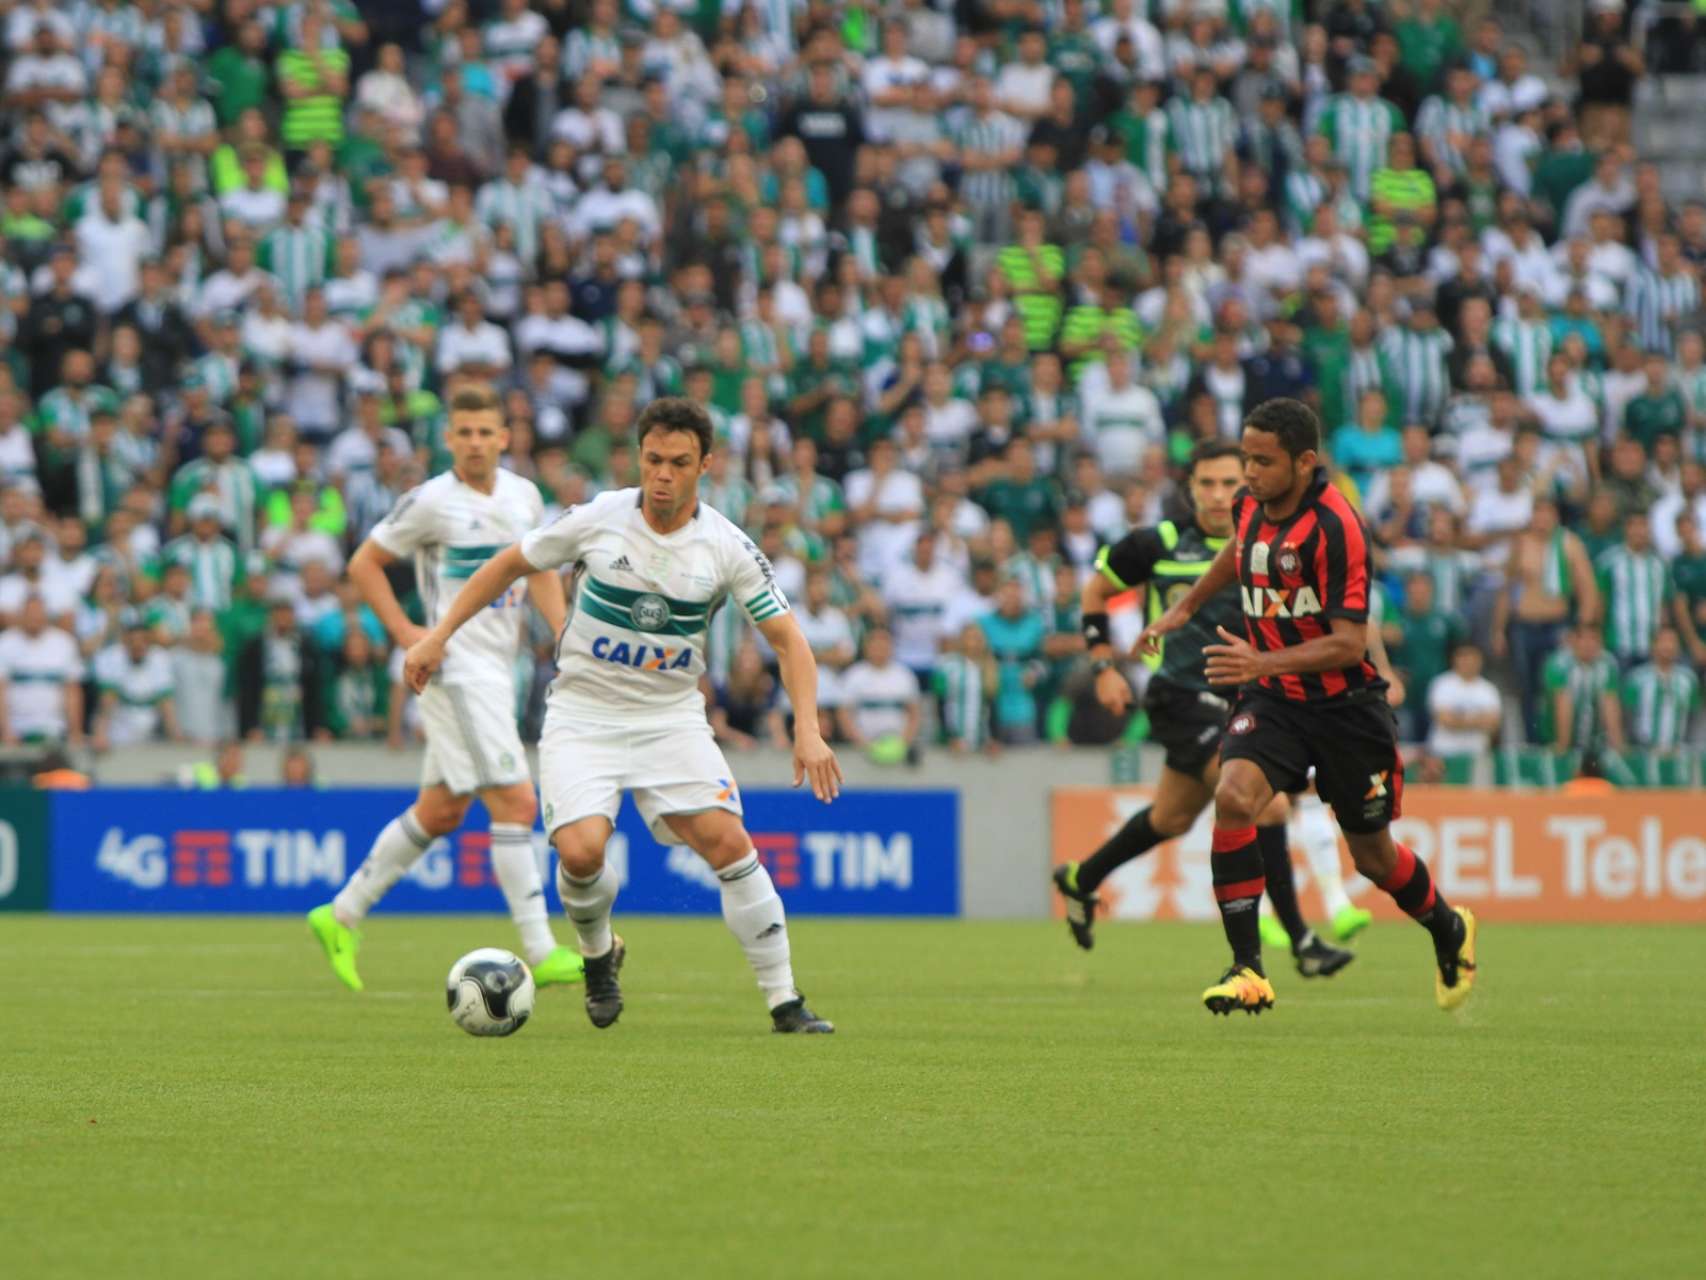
<box><xmin>2</xmin><ymin>918</ymin><xmax>1702</xmax><ymax>1280</ymax></box>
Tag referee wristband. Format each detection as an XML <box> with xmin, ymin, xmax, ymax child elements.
<box><xmin>1082</xmin><ymin>611</ymin><xmax>1111</xmax><ymax>649</ymax></box>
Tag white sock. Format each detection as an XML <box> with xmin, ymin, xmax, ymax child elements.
<box><xmin>489</xmin><ymin>822</ymin><xmax>558</xmax><ymax>966</ymax></box>
<box><xmin>557</xmin><ymin>862</ymin><xmax>616</xmax><ymax>958</ymax></box>
<box><xmin>1295</xmin><ymin>795</ymin><xmax>1353</xmax><ymax>917</ymax></box>
<box><xmin>333</xmin><ymin>809</ymin><xmax>432</xmax><ymax>926</ymax></box>
<box><xmin>716</xmin><ymin>851</ymin><xmax>796</xmax><ymax>1010</ymax></box>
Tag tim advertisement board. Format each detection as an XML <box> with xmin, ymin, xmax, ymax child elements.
<box><xmin>51</xmin><ymin>788</ymin><xmax>960</xmax><ymax>916</ymax></box>
<box><xmin>1052</xmin><ymin>787</ymin><xmax>1706</xmax><ymax>924</ymax></box>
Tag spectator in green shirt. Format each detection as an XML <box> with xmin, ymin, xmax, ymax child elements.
<box><xmin>785</xmin><ymin>329</ymin><xmax>860</xmax><ymax>444</ymax></box>
<box><xmin>1367</xmin><ymin>132</ymin><xmax>1436</xmax><ymax>260</ymax></box>
<box><xmin>1302</xmin><ymin>288</ymin><xmax>1353</xmax><ymax>436</ymax></box>
<box><xmin>1386</xmin><ymin>572</ymin><xmax>1463</xmax><ymax>743</ymax></box>
<box><xmin>996</xmin><ymin>208</ymin><xmax>1066</xmax><ymax>352</ymax></box>
<box><xmin>210</xmin><ymin>109</ymin><xmax>289</xmax><ymax>198</ymax></box>
<box><xmin>976</xmin><ymin>439</ymin><xmax>1059</xmax><ymax>542</ymax></box>
<box><xmin>1542</xmin><ymin>621</ymin><xmax>1625</xmax><ymax>752</ymax></box>
<box><xmin>1058</xmin><ymin>279</ymin><xmax>1142</xmax><ymax>381</ymax></box>
<box><xmin>276</xmin><ymin>12</ymin><xmax>351</xmax><ymax>150</ymax></box>
<box><xmin>1670</xmin><ymin>512</ymin><xmax>1706</xmax><ymax>664</ymax></box>
<box><xmin>1395</xmin><ymin>0</ymin><xmax>1463</xmax><ymax>90</ymax></box>
<box><xmin>1623</xmin><ymin>350</ymin><xmax>1688</xmax><ymax>454</ymax></box>
<box><xmin>206</xmin><ymin>20</ymin><xmax>273</xmax><ymax>127</ymax></box>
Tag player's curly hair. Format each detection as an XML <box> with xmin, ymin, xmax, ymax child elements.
<box><xmin>636</xmin><ymin>396</ymin><xmax>715</xmax><ymax>460</ymax></box>
<box><xmin>1243</xmin><ymin>397</ymin><xmax>1321</xmax><ymax>458</ymax></box>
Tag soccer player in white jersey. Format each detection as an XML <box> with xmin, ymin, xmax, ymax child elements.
<box><xmin>405</xmin><ymin>397</ymin><xmax>843</xmax><ymax>1033</ymax></box>
<box><xmin>308</xmin><ymin>384</ymin><xmax>584</xmax><ymax>992</ymax></box>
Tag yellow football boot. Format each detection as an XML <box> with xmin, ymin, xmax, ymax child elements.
<box><xmin>1202</xmin><ymin>965</ymin><xmax>1276</xmax><ymax>1016</ymax></box>
<box><xmin>1435</xmin><ymin>906</ymin><xmax>1478</xmax><ymax>1012</ymax></box>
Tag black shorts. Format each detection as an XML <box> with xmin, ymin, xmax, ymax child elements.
<box><xmin>1144</xmin><ymin>680</ymin><xmax>1233</xmax><ymax>779</ymax></box>
<box><xmin>1218</xmin><ymin>689</ymin><xmax>1404</xmax><ymax>834</ymax></box>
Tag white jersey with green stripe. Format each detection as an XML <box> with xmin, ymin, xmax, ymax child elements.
<box><xmin>370</xmin><ymin>468</ymin><xmax>544</xmax><ymax>686</ymax></box>
<box><xmin>519</xmin><ymin>488</ymin><xmax>790</xmax><ymax>728</ymax></box>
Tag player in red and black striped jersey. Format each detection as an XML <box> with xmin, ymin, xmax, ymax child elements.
<box><xmin>1139</xmin><ymin>399</ymin><xmax>1478</xmax><ymax>1016</ymax></box>
<box><xmin>1051</xmin><ymin>443</ymin><xmax>1353</xmax><ymax>981</ymax></box>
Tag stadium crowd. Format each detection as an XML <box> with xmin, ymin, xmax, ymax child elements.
<box><xmin>0</xmin><ymin>0</ymin><xmax>1703</xmax><ymax>781</ymax></box>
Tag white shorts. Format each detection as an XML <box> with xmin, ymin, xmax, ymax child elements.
<box><xmin>539</xmin><ymin>714</ymin><xmax>742</xmax><ymax>843</ymax></box>
<box><xmin>417</xmin><ymin>679</ymin><xmax>529</xmax><ymax>796</ymax></box>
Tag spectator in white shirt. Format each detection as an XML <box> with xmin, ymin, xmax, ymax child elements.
<box><xmin>845</xmin><ymin>436</ymin><xmax>927</xmax><ymax>587</ymax></box>
<box><xmin>863</xmin><ymin>21</ymin><xmax>932</xmax><ymax>141</ymax></box>
<box><xmin>73</xmin><ymin>183</ymin><xmax>152</xmax><ymax>314</ymax></box>
<box><xmin>1479</xmin><ymin>46</ymin><xmax>1548</xmax><ymax>121</ymax></box>
<box><xmin>0</xmin><ymin>594</ymin><xmax>84</xmax><ymax>744</ymax></box>
<box><xmin>4</xmin><ymin>25</ymin><xmax>86</xmax><ymax>127</ymax></box>
<box><xmin>325</xmin><ymin>390</ymin><xmax>413</xmax><ymax>482</ymax></box>
<box><xmin>435</xmin><ymin>289</ymin><xmax>513</xmax><ymax>380</ymax></box>
<box><xmin>920</xmin><ymin>361</ymin><xmax>979</xmax><ymax>461</ymax></box>
<box><xmin>882</xmin><ymin>532</ymin><xmax>964</xmax><ymax>682</ymax></box>
<box><xmin>220</xmin><ymin>145</ymin><xmax>288</xmax><ymax>233</ymax></box>
<box><xmin>837</xmin><ymin>625</ymin><xmax>923</xmax><ymax>758</ymax></box>
<box><xmin>1427</xmin><ymin>642</ymin><xmax>1504</xmax><ymax>759</ymax></box>
<box><xmin>792</xmin><ymin>567</ymin><xmax>856</xmax><ymax>720</ymax></box>
<box><xmin>1093</xmin><ymin>0</ymin><xmax>1166</xmax><ymax>82</ymax></box>
<box><xmin>569</xmin><ymin>156</ymin><xmax>660</xmax><ymax>245</ymax></box>
<box><xmin>1241</xmin><ymin>207</ymin><xmax>1303</xmax><ymax>317</ymax></box>
<box><xmin>513</xmin><ymin>279</ymin><xmax>602</xmax><ymax>409</ymax></box>
<box><xmin>1079</xmin><ymin>347</ymin><xmax>1165</xmax><ymax>478</ymax></box>
<box><xmin>0</xmin><ymin>530</ymin><xmax>80</xmax><ymax>625</ymax></box>
<box><xmin>995</xmin><ymin>27</ymin><xmax>1056</xmax><ymax>121</ymax></box>
<box><xmin>286</xmin><ymin>288</ymin><xmax>357</xmax><ymax>441</ymax></box>
<box><xmin>355</xmin><ymin>42</ymin><xmax>424</xmax><ymax>135</ymax></box>
<box><xmin>196</xmin><ymin>238</ymin><xmax>275</xmax><ymax>320</ymax></box>
<box><xmin>551</xmin><ymin>76</ymin><xmax>625</xmax><ymax>155</ymax></box>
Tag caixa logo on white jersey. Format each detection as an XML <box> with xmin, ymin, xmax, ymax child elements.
<box><xmin>96</xmin><ymin>827</ymin><xmax>351</xmax><ymax>890</ymax></box>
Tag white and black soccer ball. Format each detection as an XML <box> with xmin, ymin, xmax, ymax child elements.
<box><xmin>446</xmin><ymin>948</ymin><xmax>535</xmax><ymax>1037</ymax></box>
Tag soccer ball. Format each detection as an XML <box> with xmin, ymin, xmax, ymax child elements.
<box><xmin>446</xmin><ymin>948</ymin><xmax>535</xmax><ymax>1037</ymax></box>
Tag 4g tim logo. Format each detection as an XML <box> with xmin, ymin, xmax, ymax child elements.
<box><xmin>96</xmin><ymin>827</ymin><xmax>350</xmax><ymax>890</ymax></box>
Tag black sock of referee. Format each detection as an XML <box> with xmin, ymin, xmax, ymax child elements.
<box><xmin>1075</xmin><ymin>808</ymin><xmax>1165</xmax><ymax>893</ymax></box>
<box><xmin>1257</xmin><ymin>824</ymin><xmax>1310</xmax><ymax>949</ymax></box>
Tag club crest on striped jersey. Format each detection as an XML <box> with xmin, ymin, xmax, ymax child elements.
<box><xmin>1276</xmin><ymin>546</ymin><xmax>1301</xmax><ymax>577</ymax></box>
<box><xmin>630</xmin><ymin>592</ymin><xmax>671</xmax><ymax>631</ymax></box>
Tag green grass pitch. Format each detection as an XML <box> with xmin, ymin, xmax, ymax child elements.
<box><xmin>3</xmin><ymin>915</ymin><xmax>1703</xmax><ymax>1279</ymax></box>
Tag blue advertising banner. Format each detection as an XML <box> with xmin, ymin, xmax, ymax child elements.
<box><xmin>48</xmin><ymin>788</ymin><xmax>959</xmax><ymax>916</ymax></box>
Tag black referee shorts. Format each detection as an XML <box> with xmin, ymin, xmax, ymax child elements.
<box><xmin>1218</xmin><ymin>689</ymin><xmax>1404</xmax><ymax>834</ymax></box>
<box><xmin>1143</xmin><ymin>680</ymin><xmax>1232</xmax><ymax>780</ymax></box>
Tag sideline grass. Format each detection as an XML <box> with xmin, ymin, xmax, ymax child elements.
<box><xmin>3</xmin><ymin>916</ymin><xmax>1702</xmax><ymax>1279</ymax></box>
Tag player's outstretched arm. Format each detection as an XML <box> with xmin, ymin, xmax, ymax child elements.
<box><xmin>758</xmin><ymin>612</ymin><xmax>843</xmax><ymax>803</ymax></box>
<box><xmin>404</xmin><ymin>545</ymin><xmax>534</xmax><ymax>692</ymax></box>
<box><xmin>1135</xmin><ymin>539</ymin><xmax>1237</xmax><ymax>656</ymax></box>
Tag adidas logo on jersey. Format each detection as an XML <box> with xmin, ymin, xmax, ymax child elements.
<box><xmin>609</xmin><ymin>555</ymin><xmax>634</xmax><ymax>573</ymax></box>
<box><xmin>591</xmin><ymin>634</ymin><xmax>693</xmax><ymax>670</ymax></box>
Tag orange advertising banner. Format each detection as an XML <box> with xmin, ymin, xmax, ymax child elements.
<box><xmin>1051</xmin><ymin>787</ymin><xmax>1706</xmax><ymax>924</ymax></box>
